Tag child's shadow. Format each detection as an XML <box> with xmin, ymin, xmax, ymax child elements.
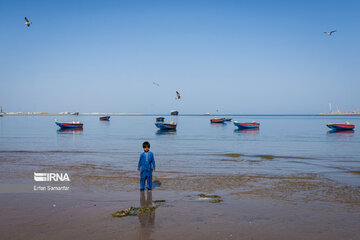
<box><xmin>152</xmin><ymin>180</ymin><xmax>161</xmax><ymax>189</ymax></box>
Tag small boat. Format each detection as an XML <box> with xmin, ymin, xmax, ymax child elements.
<box><xmin>210</xmin><ymin>118</ymin><xmax>225</xmax><ymax>123</ymax></box>
<box><xmin>170</xmin><ymin>110</ymin><xmax>179</xmax><ymax>116</ymax></box>
<box><xmin>233</xmin><ymin>121</ymin><xmax>260</xmax><ymax>129</ymax></box>
<box><xmin>155</xmin><ymin>121</ymin><xmax>177</xmax><ymax>130</ymax></box>
<box><xmin>327</xmin><ymin>122</ymin><xmax>355</xmax><ymax>131</ymax></box>
<box><xmin>224</xmin><ymin>118</ymin><xmax>232</xmax><ymax>122</ymax></box>
<box><xmin>156</xmin><ymin>117</ymin><xmax>165</xmax><ymax>122</ymax></box>
<box><xmin>72</xmin><ymin>112</ymin><xmax>79</xmax><ymax>115</ymax></box>
<box><xmin>55</xmin><ymin>120</ymin><xmax>83</xmax><ymax>129</ymax></box>
<box><xmin>100</xmin><ymin>116</ymin><xmax>110</xmax><ymax>121</ymax></box>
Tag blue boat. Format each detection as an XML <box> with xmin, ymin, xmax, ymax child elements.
<box><xmin>224</xmin><ymin>118</ymin><xmax>232</xmax><ymax>122</ymax></box>
<box><xmin>326</xmin><ymin>123</ymin><xmax>355</xmax><ymax>131</ymax></box>
<box><xmin>155</xmin><ymin>122</ymin><xmax>177</xmax><ymax>130</ymax></box>
<box><xmin>233</xmin><ymin>121</ymin><xmax>260</xmax><ymax>129</ymax></box>
<box><xmin>210</xmin><ymin>118</ymin><xmax>225</xmax><ymax>123</ymax></box>
<box><xmin>99</xmin><ymin>116</ymin><xmax>110</xmax><ymax>121</ymax></box>
<box><xmin>55</xmin><ymin>121</ymin><xmax>83</xmax><ymax>129</ymax></box>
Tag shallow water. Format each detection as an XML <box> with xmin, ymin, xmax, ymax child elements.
<box><xmin>1</xmin><ymin>115</ymin><xmax>360</xmax><ymax>239</ymax></box>
<box><xmin>1</xmin><ymin>115</ymin><xmax>360</xmax><ymax>186</ymax></box>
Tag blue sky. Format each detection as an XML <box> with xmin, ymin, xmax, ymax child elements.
<box><xmin>1</xmin><ymin>0</ymin><xmax>359</xmax><ymax>114</ymax></box>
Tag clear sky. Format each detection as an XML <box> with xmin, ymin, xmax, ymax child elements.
<box><xmin>1</xmin><ymin>0</ymin><xmax>359</xmax><ymax>114</ymax></box>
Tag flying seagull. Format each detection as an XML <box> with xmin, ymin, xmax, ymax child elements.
<box><xmin>324</xmin><ymin>30</ymin><xmax>336</xmax><ymax>36</ymax></box>
<box><xmin>25</xmin><ymin>17</ymin><xmax>32</xmax><ymax>27</ymax></box>
<box><xmin>152</xmin><ymin>82</ymin><xmax>160</xmax><ymax>86</ymax></box>
<box><xmin>176</xmin><ymin>91</ymin><xmax>181</xmax><ymax>100</ymax></box>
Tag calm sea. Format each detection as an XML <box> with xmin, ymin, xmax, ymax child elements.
<box><xmin>0</xmin><ymin>115</ymin><xmax>359</xmax><ymax>186</ymax></box>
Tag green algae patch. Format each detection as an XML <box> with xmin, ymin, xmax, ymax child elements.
<box><xmin>218</xmin><ymin>153</ymin><xmax>244</xmax><ymax>158</ymax></box>
<box><xmin>199</xmin><ymin>193</ymin><xmax>221</xmax><ymax>198</ymax></box>
<box><xmin>252</xmin><ymin>154</ymin><xmax>312</xmax><ymax>160</ymax></box>
<box><xmin>220</xmin><ymin>158</ymin><xmax>239</xmax><ymax>162</ymax></box>
<box><xmin>137</xmin><ymin>206</ymin><xmax>157</xmax><ymax>214</ymax></box>
<box><xmin>112</xmin><ymin>206</ymin><xmax>157</xmax><ymax>218</ymax></box>
<box><xmin>218</xmin><ymin>153</ymin><xmax>312</xmax><ymax>160</ymax></box>
<box><xmin>255</xmin><ymin>155</ymin><xmax>275</xmax><ymax>160</ymax></box>
<box><xmin>153</xmin><ymin>200</ymin><xmax>166</xmax><ymax>203</ymax></box>
<box><xmin>198</xmin><ymin>193</ymin><xmax>222</xmax><ymax>203</ymax></box>
<box><xmin>208</xmin><ymin>199</ymin><xmax>223</xmax><ymax>203</ymax></box>
<box><xmin>112</xmin><ymin>207</ymin><xmax>137</xmax><ymax>217</ymax></box>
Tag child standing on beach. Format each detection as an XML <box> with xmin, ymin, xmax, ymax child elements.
<box><xmin>137</xmin><ymin>141</ymin><xmax>156</xmax><ymax>192</ymax></box>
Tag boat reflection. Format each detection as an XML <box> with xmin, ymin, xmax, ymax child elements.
<box><xmin>327</xmin><ymin>130</ymin><xmax>354</xmax><ymax>135</ymax></box>
<box><xmin>137</xmin><ymin>191</ymin><xmax>155</xmax><ymax>239</ymax></box>
<box><xmin>100</xmin><ymin>120</ymin><xmax>110</xmax><ymax>125</ymax></box>
<box><xmin>57</xmin><ymin>128</ymin><xmax>83</xmax><ymax>135</ymax></box>
<box><xmin>210</xmin><ymin>122</ymin><xmax>227</xmax><ymax>127</ymax></box>
<box><xmin>156</xmin><ymin>129</ymin><xmax>177</xmax><ymax>135</ymax></box>
<box><xmin>234</xmin><ymin>128</ymin><xmax>259</xmax><ymax>135</ymax></box>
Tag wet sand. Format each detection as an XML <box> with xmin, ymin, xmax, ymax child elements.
<box><xmin>1</xmin><ymin>191</ymin><xmax>360</xmax><ymax>240</ymax></box>
<box><xmin>1</xmin><ymin>153</ymin><xmax>360</xmax><ymax>239</ymax></box>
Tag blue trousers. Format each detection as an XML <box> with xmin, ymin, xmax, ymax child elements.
<box><xmin>140</xmin><ymin>173</ymin><xmax>152</xmax><ymax>190</ymax></box>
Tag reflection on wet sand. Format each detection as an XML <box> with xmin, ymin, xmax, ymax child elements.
<box><xmin>138</xmin><ymin>191</ymin><xmax>155</xmax><ymax>240</ymax></box>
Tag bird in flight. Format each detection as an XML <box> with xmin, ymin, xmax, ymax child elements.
<box><xmin>176</xmin><ymin>91</ymin><xmax>181</xmax><ymax>100</ymax></box>
<box><xmin>25</xmin><ymin>17</ymin><xmax>32</xmax><ymax>27</ymax></box>
<box><xmin>152</xmin><ymin>82</ymin><xmax>160</xmax><ymax>87</ymax></box>
<box><xmin>324</xmin><ymin>30</ymin><xmax>336</xmax><ymax>36</ymax></box>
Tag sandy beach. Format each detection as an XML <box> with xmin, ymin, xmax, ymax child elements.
<box><xmin>1</xmin><ymin>151</ymin><xmax>360</xmax><ymax>240</ymax></box>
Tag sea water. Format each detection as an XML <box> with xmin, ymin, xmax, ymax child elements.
<box><xmin>0</xmin><ymin>115</ymin><xmax>359</xmax><ymax>186</ymax></box>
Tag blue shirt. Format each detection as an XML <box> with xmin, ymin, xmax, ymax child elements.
<box><xmin>137</xmin><ymin>151</ymin><xmax>156</xmax><ymax>173</ymax></box>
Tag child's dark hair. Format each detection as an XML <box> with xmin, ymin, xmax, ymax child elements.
<box><xmin>143</xmin><ymin>141</ymin><xmax>150</xmax><ymax>148</ymax></box>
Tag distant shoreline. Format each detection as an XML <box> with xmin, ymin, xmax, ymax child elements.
<box><xmin>1</xmin><ymin>112</ymin><xmax>360</xmax><ymax>116</ymax></box>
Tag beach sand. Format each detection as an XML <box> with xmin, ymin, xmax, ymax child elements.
<box><xmin>1</xmin><ymin>153</ymin><xmax>360</xmax><ymax>239</ymax></box>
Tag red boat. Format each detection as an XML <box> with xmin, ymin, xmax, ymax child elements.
<box><xmin>155</xmin><ymin>122</ymin><xmax>177</xmax><ymax>130</ymax></box>
<box><xmin>100</xmin><ymin>116</ymin><xmax>110</xmax><ymax>121</ymax></box>
<box><xmin>327</xmin><ymin>122</ymin><xmax>355</xmax><ymax>131</ymax></box>
<box><xmin>210</xmin><ymin>118</ymin><xmax>225</xmax><ymax>123</ymax></box>
<box><xmin>55</xmin><ymin>121</ymin><xmax>83</xmax><ymax>129</ymax></box>
<box><xmin>233</xmin><ymin>121</ymin><xmax>260</xmax><ymax>129</ymax></box>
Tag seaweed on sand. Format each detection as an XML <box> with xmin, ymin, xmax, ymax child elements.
<box><xmin>198</xmin><ymin>193</ymin><xmax>223</xmax><ymax>203</ymax></box>
<box><xmin>198</xmin><ymin>193</ymin><xmax>221</xmax><ymax>198</ymax></box>
<box><xmin>112</xmin><ymin>206</ymin><xmax>157</xmax><ymax>218</ymax></box>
